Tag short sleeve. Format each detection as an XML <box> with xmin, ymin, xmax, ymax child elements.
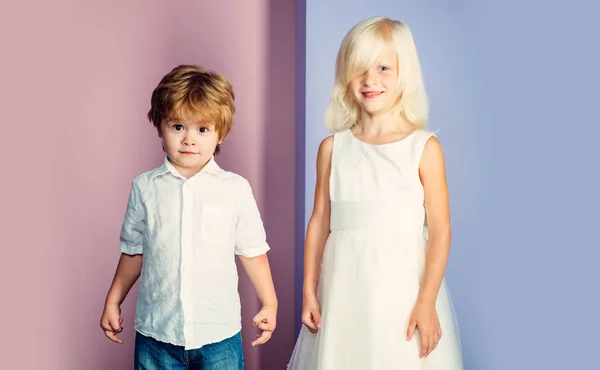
<box><xmin>119</xmin><ymin>180</ymin><xmax>146</xmax><ymax>255</ymax></box>
<box><xmin>234</xmin><ymin>180</ymin><xmax>270</xmax><ymax>258</ymax></box>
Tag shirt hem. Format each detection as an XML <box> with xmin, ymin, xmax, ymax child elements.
<box><xmin>134</xmin><ymin>324</ymin><xmax>242</xmax><ymax>350</ymax></box>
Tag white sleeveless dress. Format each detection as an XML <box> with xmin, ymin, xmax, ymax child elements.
<box><xmin>288</xmin><ymin>129</ymin><xmax>463</xmax><ymax>370</ymax></box>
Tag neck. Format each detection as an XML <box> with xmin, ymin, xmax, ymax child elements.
<box><xmin>357</xmin><ymin>110</ymin><xmax>412</xmax><ymax>135</ymax></box>
<box><xmin>168</xmin><ymin>157</ymin><xmax>210</xmax><ymax>179</ymax></box>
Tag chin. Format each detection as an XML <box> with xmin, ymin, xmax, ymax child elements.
<box><xmin>362</xmin><ymin>106</ymin><xmax>385</xmax><ymax>115</ymax></box>
<box><xmin>172</xmin><ymin>156</ymin><xmax>197</xmax><ymax>165</ymax></box>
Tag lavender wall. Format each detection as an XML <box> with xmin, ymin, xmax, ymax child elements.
<box><xmin>299</xmin><ymin>0</ymin><xmax>600</xmax><ymax>369</ymax></box>
<box><xmin>0</xmin><ymin>1</ymin><xmax>296</xmax><ymax>369</ymax></box>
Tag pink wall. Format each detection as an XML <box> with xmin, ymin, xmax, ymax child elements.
<box><xmin>0</xmin><ymin>1</ymin><xmax>296</xmax><ymax>369</ymax></box>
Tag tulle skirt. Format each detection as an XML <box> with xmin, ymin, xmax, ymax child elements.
<box><xmin>287</xmin><ymin>230</ymin><xmax>463</xmax><ymax>370</ymax></box>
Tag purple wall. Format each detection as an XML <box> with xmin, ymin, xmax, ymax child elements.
<box><xmin>0</xmin><ymin>1</ymin><xmax>296</xmax><ymax>369</ymax></box>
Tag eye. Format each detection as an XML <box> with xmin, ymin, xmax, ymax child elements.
<box><xmin>379</xmin><ymin>65</ymin><xmax>390</xmax><ymax>72</ymax></box>
<box><xmin>199</xmin><ymin>127</ymin><xmax>209</xmax><ymax>133</ymax></box>
<box><xmin>173</xmin><ymin>124</ymin><xmax>184</xmax><ymax>131</ymax></box>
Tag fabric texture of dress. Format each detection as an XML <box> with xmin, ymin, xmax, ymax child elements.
<box><xmin>287</xmin><ymin>129</ymin><xmax>463</xmax><ymax>370</ymax></box>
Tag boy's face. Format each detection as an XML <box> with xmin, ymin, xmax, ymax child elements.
<box><xmin>160</xmin><ymin>118</ymin><xmax>221</xmax><ymax>179</ymax></box>
<box><xmin>348</xmin><ymin>46</ymin><xmax>399</xmax><ymax>116</ymax></box>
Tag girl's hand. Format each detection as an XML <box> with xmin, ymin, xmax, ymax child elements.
<box><xmin>100</xmin><ymin>302</ymin><xmax>124</xmax><ymax>344</ymax></box>
<box><xmin>301</xmin><ymin>294</ymin><xmax>322</xmax><ymax>334</ymax></box>
<box><xmin>406</xmin><ymin>302</ymin><xmax>442</xmax><ymax>358</ymax></box>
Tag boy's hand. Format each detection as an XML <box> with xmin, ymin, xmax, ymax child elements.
<box><xmin>251</xmin><ymin>305</ymin><xmax>277</xmax><ymax>346</ymax></box>
<box><xmin>100</xmin><ymin>302</ymin><xmax>124</xmax><ymax>344</ymax></box>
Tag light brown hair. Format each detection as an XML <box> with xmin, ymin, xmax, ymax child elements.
<box><xmin>148</xmin><ymin>65</ymin><xmax>235</xmax><ymax>155</ymax></box>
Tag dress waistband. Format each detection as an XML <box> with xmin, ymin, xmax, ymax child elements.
<box><xmin>330</xmin><ymin>201</ymin><xmax>424</xmax><ymax>231</ymax></box>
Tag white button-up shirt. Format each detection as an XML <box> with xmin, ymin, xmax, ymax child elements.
<box><xmin>120</xmin><ymin>156</ymin><xmax>270</xmax><ymax>350</ymax></box>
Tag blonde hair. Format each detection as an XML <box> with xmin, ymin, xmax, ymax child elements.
<box><xmin>325</xmin><ymin>17</ymin><xmax>429</xmax><ymax>132</ymax></box>
<box><xmin>148</xmin><ymin>65</ymin><xmax>235</xmax><ymax>155</ymax></box>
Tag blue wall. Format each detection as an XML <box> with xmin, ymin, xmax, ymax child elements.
<box><xmin>297</xmin><ymin>0</ymin><xmax>600</xmax><ymax>368</ymax></box>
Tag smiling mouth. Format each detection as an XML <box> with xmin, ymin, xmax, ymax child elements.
<box><xmin>362</xmin><ymin>91</ymin><xmax>383</xmax><ymax>99</ymax></box>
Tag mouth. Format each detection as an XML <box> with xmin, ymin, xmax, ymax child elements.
<box><xmin>179</xmin><ymin>151</ymin><xmax>197</xmax><ymax>155</ymax></box>
<box><xmin>361</xmin><ymin>91</ymin><xmax>384</xmax><ymax>99</ymax></box>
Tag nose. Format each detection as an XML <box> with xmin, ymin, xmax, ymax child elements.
<box><xmin>362</xmin><ymin>69</ymin><xmax>377</xmax><ymax>86</ymax></box>
<box><xmin>183</xmin><ymin>131</ymin><xmax>196</xmax><ymax>146</ymax></box>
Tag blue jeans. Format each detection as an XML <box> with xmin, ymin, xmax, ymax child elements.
<box><xmin>134</xmin><ymin>331</ymin><xmax>244</xmax><ymax>370</ymax></box>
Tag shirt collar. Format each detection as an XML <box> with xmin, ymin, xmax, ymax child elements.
<box><xmin>151</xmin><ymin>156</ymin><xmax>222</xmax><ymax>180</ymax></box>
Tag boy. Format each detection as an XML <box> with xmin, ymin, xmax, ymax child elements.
<box><xmin>100</xmin><ymin>65</ymin><xmax>277</xmax><ymax>369</ymax></box>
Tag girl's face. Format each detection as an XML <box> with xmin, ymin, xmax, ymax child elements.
<box><xmin>348</xmin><ymin>46</ymin><xmax>399</xmax><ymax>117</ymax></box>
<box><xmin>160</xmin><ymin>118</ymin><xmax>221</xmax><ymax>179</ymax></box>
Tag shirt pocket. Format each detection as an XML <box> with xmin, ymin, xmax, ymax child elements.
<box><xmin>201</xmin><ymin>204</ymin><xmax>235</xmax><ymax>246</ymax></box>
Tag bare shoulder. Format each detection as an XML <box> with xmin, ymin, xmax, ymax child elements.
<box><xmin>419</xmin><ymin>135</ymin><xmax>448</xmax><ymax>187</ymax></box>
<box><xmin>424</xmin><ymin>134</ymin><xmax>443</xmax><ymax>151</ymax></box>
<box><xmin>318</xmin><ymin>135</ymin><xmax>334</xmax><ymax>153</ymax></box>
<box><xmin>312</xmin><ymin>135</ymin><xmax>334</xmax><ymax>215</ymax></box>
<box><xmin>420</xmin><ymin>135</ymin><xmax>445</xmax><ymax>167</ymax></box>
<box><xmin>316</xmin><ymin>135</ymin><xmax>334</xmax><ymax>163</ymax></box>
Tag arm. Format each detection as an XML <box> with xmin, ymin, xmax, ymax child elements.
<box><xmin>239</xmin><ymin>254</ymin><xmax>277</xmax><ymax>308</ymax></box>
<box><xmin>239</xmin><ymin>254</ymin><xmax>278</xmax><ymax>346</ymax></box>
<box><xmin>234</xmin><ymin>180</ymin><xmax>277</xmax><ymax>346</ymax></box>
<box><xmin>100</xmin><ymin>180</ymin><xmax>146</xmax><ymax>343</ymax></box>
<box><xmin>407</xmin><ymin>136</ymin><xmax>452</xmax><ymax>358</ymax></box>
<box><xmin>100</xmin><ymin>254</ymin><xmax>143</xmax><ymax>343</ymax></box>
<box><xmin>417</xmin><ymin>136</ymin><xmax>452</xmax><ymax>306</ymax></box>
<box><xmin>104</xmin><ymin>254</ymin><xmax>143</xmax><ymax>306</ymax></box>
<box><xmin>302</xmin><ymin>136</ymin><xmax>333</xmax><ymax>332</ymax></box>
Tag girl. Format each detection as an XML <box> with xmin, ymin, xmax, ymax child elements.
<box><xmin>288</xmin><ymin>17</ymin><xmax>463</xmax><ymax>369</ymax></box>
